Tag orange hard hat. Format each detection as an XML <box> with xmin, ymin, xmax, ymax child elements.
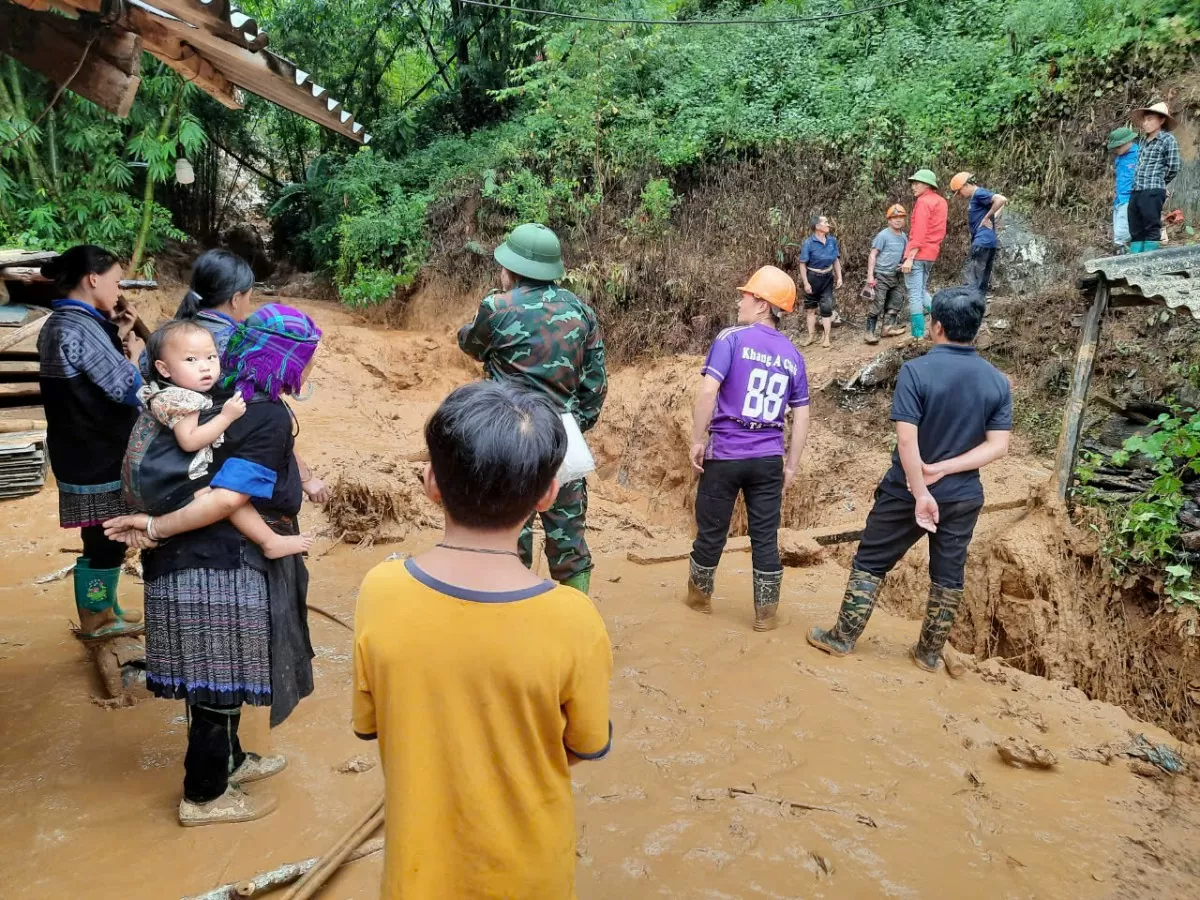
<box><xmin>886</xmin><ymin>203</ymin><xmax>907</xmax><ymax>219</ymax></box>
<box><xmin>949</xmin><ymin>171</ymin><xmax>975</xmax><ymax>193</ymax></box>
<box><xmin>739</xmin><ymin>265</ymin><xmax>796</xmax><ymax>313</ymax></box>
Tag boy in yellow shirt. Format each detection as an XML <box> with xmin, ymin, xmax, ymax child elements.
<box><xmin>352</xmin><ymin>380</ymin><xmax>613</xmax><ymax>899</ymax></box>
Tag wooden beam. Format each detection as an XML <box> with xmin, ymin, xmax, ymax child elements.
<box><xmin>0</xmin><ymin>5</ymin><xmax>142</xmax><ymax>117</ymax></box>
<box><xmin>1051</xmin><ymin>279</ymin><xmax>1110</xmax><ymax>500</ymax></box>
<box><xmin>125</xmin><ymin>5</ymin><xmax>242</xmax><ymax>109</ymax></box>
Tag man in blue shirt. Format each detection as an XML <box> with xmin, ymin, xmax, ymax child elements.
<box><xmin>949</xmin><ymin>173</ymin><xmax>1007</xmax><ymax>295</ymax></box>
<box><xmin>798</xmin><ymin>215</ymin><xmax>842</xmax><ymax>349</ymax></box>
<box><xmin>807</xmin><ymin>286</ymin><xmax>1012</xmax><ymax>674</ymax></box>
<box><xmin>1107</xmin><ymin>126</ymin><xmax>1139</xmax><ymax>252</ymax></box>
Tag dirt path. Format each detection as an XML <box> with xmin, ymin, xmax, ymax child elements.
<box><xmin>0</xmin><ymin>294</ymin><xmax>1195</xmax><ymax>899</ymax></box>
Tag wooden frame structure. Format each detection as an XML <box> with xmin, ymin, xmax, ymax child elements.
<box><xmin>2</xmin><ymin>0</ymin><xmax>370</xmax><ymax>142</ymax></box>
<box><xmin>1050</xmin><ymin>245</ymin><xmax>1200</xmax><ymax>499</ymax></box>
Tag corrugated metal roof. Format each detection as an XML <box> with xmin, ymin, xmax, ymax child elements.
<box><xmin>1085</xmin><ymin>245</ymin><xmax>1200</xmax><ymax>320</ymax></box>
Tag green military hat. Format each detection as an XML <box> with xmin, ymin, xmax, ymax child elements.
<box><xmin>493</xmin><ymin>223</ymin><xmax>566</xmax><ymax>282</ymax></box>
<box><xmin>1107</xmin><ymin>126</ymin><xmax>1137</xmax><ymax>150</ymax></box>
<box><xmin>908</xmin><ymin>168</ymin><xmax>939</xmax><ymax>188</ymax></box>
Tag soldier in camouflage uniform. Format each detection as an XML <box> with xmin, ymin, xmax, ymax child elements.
<box><xmin>457</xmin><ymin>223</ymin><xmax>607</xmax><ymax>595</ymax></box>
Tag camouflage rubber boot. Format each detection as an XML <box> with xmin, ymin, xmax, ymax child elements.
<box><xmin>864</xmin><ymin>316</ymin><xmax>880</xmax><ymax>344</ymax></box>
<box><xmin>912</xmin><ymin>583</ymin><xmax>965</xmax><ymax>672</ymax></box>
<box><xmin>806</xmin><ymin>568</ymin><xmax>882</xmax><ymax>657</ymax></box>
<box><xmin>685</xmin><ymin>556</ymin><xmax>716</xmax><ymax>614</ymax></box>
<box><xmin>752</xmin><ymin>569</ymin><xmax>783</xmax><ymax>632</ymax></box>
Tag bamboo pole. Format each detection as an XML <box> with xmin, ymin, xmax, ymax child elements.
<box><xmin>181</xmin><ymin>838</ymin><xmax>384</xmax><ymax>900</ymax></box>
<box><xmin>279</xmin><ymin>794</ymin><xmax>385</xmax><ymax>900</ymax></box>
<box><xmin>1051</xmin><ymin>279</ymin><xmax>1110</xmax><ymax>500</ymax></box>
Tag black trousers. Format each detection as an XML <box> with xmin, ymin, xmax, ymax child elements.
<box><xmin>692</xmin><ymin>457</ymin><xmax>784</xmax><ymax>571</ymax></box>
<box><xmin>1128</xmin><ymin>188</ymin><xmax>1166</xmax><ymax>243</ymax></box>
<box><xmin>81</xmin><ymin>524</ymin><xmax>126</xmax><ymax>568</ymax></box>
<box><xmin>184</xmin><ymin>704</ymin><xmax>246</xmax><ymax>803</ymax></box>
<box><xmin>804</xmin><ymin>271</ymin><xmax>835</xmax><ymax>317</ymax></box>
<box><xmin>962</xmin><ymin>246</ymin><xmax>996</xmax><ymax>294</ymax></box>
<box><xmin>852</xmin><ymin>489</ymin><xmax>984</xmax><ymax>590</ymax></box>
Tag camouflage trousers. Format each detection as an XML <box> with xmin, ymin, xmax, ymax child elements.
<box><xmin>518</xmin><ymin>478</ymin><xmax>592</xmax><ymax>582</ymax></box>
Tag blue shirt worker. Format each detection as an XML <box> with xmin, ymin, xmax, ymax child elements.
<box><xmin>797</xmin><ymin>215</ymin><xmax>842</xmax><ymax>349</ymax></box>
<box><xmin>1107</xmin><ymin>126</ymin><xmax>1139</xmax><ymax>250</ymax></box>
<box><xmin>807</xmin><ymin>285</ymin><xmax>1012</xmax><ymax>674</ymax></box>
<box><xmin>949</xmin><ymin>172</ymin><xmax>1007</xmax><ymax>295</ymax></box>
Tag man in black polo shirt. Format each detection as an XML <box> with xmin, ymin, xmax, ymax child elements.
<box><xmin>808</xmin><ymin>286</ymin><xmax>1012</xmax><ymax>672</ymax></box>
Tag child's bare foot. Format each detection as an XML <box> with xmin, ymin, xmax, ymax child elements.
<box><xmin>262</xmin><ymin>532</ymin><xmax>314</xmax><ymax>559</ymax></box>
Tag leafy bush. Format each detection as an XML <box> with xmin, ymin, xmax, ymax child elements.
<box><xmin>624</xmin><ymin>177</ymin><xmax>679</xmax><ymax>237</ymax></box>
<box><xmin>1084</xmin><ymin>407</ymin><xmax>1200</xmax><ymax>609</ymax></box>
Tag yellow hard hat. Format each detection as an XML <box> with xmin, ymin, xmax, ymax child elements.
<box><xmin>886</xmin><ymin>204</ymin><xmax>907</xmax><ymax>219</ymax></box>
<box><xmin>949</xmin><ymin>171</ymin><xmax>975</xmax><ymax>193</ymax></box>
<box><xmin>739</xmin><ymin>265</ymin><xmax>796</xmax><ymax>314</ymax></box>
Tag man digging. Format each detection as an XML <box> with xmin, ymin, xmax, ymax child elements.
<box><xmin>807</xmin><ymin>286</ymin><xmax>1011</xmax><ymax>672</ymax></box>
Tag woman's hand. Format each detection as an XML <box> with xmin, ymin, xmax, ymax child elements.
<box><xmin>689</xmin><ymin>442</ymin><xmax>707</xmax><ymax>474</ymax></box>
<box><xmin>303</xmin><ymin>476</ymin><xmax>331</xmax><ymax>504</ymax></box>
<box><xmin>104</xmin><ymin>513</ymin><xmax>149</xmax><ymax>537</ymax></box>
<box><xmin>113</xmin><ymin>303</ymin><xmax>138</xmax><ymax>340</ymax></box>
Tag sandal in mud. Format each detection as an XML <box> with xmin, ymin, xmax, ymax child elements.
<box><xmin>179</xmin><ymin>786</ymin><xmax>278</xmax><ymax>827</ymax></box>
<box><xmin>230</xmin><ymin>752</ymin><xmax>288</xmax><ymax>785</ymax></box>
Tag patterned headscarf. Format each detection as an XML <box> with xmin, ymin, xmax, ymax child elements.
<box><xmin>221</xmin><ymin>304</ymin><xmax>322</xmax><ymax>401</ymax></box>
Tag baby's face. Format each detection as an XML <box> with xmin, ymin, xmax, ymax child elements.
<box><xmin>157</xmin><ymin>330</ymin><xmax>220</xmax><ymax>392</ymax></box>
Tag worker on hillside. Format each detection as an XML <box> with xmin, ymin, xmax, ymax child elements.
<box><xmin>863</xmin><ymin>204</ymin><xmax>911</xmax><ymax>344</ymax></box>
<box><xmin>798</xmin><ymin>215</ymin><xmax>842</xmax><ymax>349</ymax></box>
<box><xmin>458</xmin><ymin>223</ymin><xmax>607</xmax><ymax>595</ymax></box>
<box><xmin>900</xmin><ymin>169</ymin><xmax>947</xmax><ymax>339</ymax></box>
<box><xmin>807</xmin><ymin>286</ymin><xmax>1011</xmax><ymax>673</ymax></box>
<box><xmin>1127</xmin><ymin>101</ymin><xmax>1180</xmax><ymax>253</ymax></box>
<box><xmin>685</xmin><ymin>266</ymin><xmax>810</xmax><ymax>632</ymax></box>
<box><xmin>1107</xmin><ymin>126</ymin><xmax>1139</xmax><ymax>252</ymax></box>
<box><xmin>949</xmin><ymin>172</ymin><xmax>1008</xmax><ymax>295</ymax></box>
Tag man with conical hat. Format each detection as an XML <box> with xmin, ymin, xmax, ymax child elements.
<box><xmin>458</xmin><ymin>223</ymin><xmax>607</xmax><ymax>595</ymax></box>
<box><xmin>1127</xmin><ymin>102</ymin><xmax>1180</xmax><ymax>253</ymax></box>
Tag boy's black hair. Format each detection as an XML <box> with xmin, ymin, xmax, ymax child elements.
<box><xmin>177</xmin><ymin>249</ymin><xmax>254</xmax><ymax>318</ymax></box>
<box><xmin>931</xmin><ymin>286</ymin><xmax>987</xmax><ymax>343</ymax></box>
<box><xmin>40</xmin><ymin>245</ymin><xmax>118</xmax><ymax>295</ymax></box>
<box><xmin>146</xmin><ymin>319</ymin><xmax>216</xmax><ymax>382</ymax></box>
<box><xmin>426</xmin><ymin>381</ymin><xmax>567</xmax><ymax>530</ymax></box>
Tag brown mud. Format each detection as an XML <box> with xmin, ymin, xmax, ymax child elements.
<box><xmin>1</xmin><ymin>289</ymin><xmax>1198</xmax><ymax>898</ymax></box>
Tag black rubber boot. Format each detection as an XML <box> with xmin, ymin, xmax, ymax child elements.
<box><xmin>752</xmin><ymin>569</ymin><xmax>783</xmax><ymax>632</ymax></box>
<box><xmin>864</xmin><ymin>316</ymin><xmax>880</xmax><ymax>344</ymax></box>
<box><xmin>807</xmin><ymin>568</ymin><xmax>882</xmax><ymax>656</ymax></box>
<box><xmin>685</xmin><ymin>555</ymin><xmax>716</xmax><ymax>614</ymax></box>
<box><xmin>912</xmin><ymin>583</ymin><xmax>965</xmax><ymax>672</ymax></box>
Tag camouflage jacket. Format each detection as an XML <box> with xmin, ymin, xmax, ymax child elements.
<box><xmin>457</xmin><ymin>281</ymin><xmax>608</xmax><ymax>432</ymax></box>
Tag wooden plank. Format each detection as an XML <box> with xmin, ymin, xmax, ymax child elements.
<box><xmin>0</xmin><ymin>5</ymin><xmax>143</xmax><ymax>117</ymax></box>
<box><xmin>0</xmin><ymin>315</ymin><xmax>48</xmax><ymax>354</ymax></box>
<box><xmin>0</xmin><ymin>419</ymin><xmax>47</xmax><ymax>434</ymax></box>
<box><xmin>0</xmin><ymin>267</ymin><xmax>49</xmax><ymax>283</ymax></box>
<box><xmin>0</xmin><ymin>250</ymin><xmax>57</xmax><ymax>268</ymax></box>
<box><xmin>1051</xmin><ymin>280</ymin><xmax>1110</xmax><ymax>500</ymax></box>
<box><xmin>128</xmin><ymin>6</ymin><xmax>242</xmax><ymax>110</ymax></box>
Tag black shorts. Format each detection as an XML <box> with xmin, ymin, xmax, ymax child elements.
<box><xmin>804</xmin><ymin>271</ymin><xmax>835</xmax><ymax>317</ymax></box>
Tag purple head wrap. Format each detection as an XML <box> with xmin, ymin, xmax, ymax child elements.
<box><xmin>221</xmin><ymin>304</ymin><xmax>322</xmax><ymax>401</ymax></box>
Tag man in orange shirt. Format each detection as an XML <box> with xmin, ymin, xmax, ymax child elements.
<box><xmin>899</xmin><ymin>169</ymin><xmax>947</xmax><ymax>339</ymax></box>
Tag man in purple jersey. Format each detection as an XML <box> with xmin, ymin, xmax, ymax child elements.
<box><xmin>685</xmin><ymin>266</ymin><xmax>811</xmax><ymax>632</ymax></box>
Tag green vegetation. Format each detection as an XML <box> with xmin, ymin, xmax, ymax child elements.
<box><xmin>1079</xmin><ymin>406</ymin><xmax>1200</xmax><ymax>611</ymax></box>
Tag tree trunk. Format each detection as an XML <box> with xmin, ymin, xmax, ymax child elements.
<box><xmin>129</xmin><ymin>80</ymin><xmax>183</xmax><ymax>275</ymax></box>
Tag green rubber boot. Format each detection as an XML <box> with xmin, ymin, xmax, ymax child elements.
<box><xmin>1129</xmin><ymin>241</ymin><xmax>1145</xmax><ymax>254</ymax></box>
<box><xmin>685</xmin><ymin>556</ymin><xmax>716</xmax><ymax>614</ymax></box>
<box><xmin>561</xmin><ymin>570</ymin><xmax>592</xmax><ymax>596</ymax></box>
<box><xmin>909</xmin><ymin>313</ymin><xmax>925</xmax><ymax>339</ymax></box>
<box><xmin>807</xmin><ymin>569</ymin><xmax>882</xmax><ymax>656</ymax></box>
<box><xmin>752</xmin><ymin>568</ymin><xmax>783</xmax><ymax>632</ymax></box>
<box><xmin>1143</xmin><ymin>240</ymin><xmax>1160</xmax><ymax>252</ymax></box>
<box><xmin>911</xmin><ymin>583</ymin><xmax>965</xmax><ymax>672</ymax></box>
<box><xmin>74</xmin><ymin>558</ymin><xmax>143</xmax><ymax>640</ymax></box>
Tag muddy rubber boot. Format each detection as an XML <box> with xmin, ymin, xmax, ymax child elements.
<box><xmin>864</xmin><ymin>316</ymin><xmax>880</xmax><ymax>344</ymax></box>
<box><xmin>685</xmin><ymin>556</ymin><xmax>715</xmax><ymax>614</ymax></box>
<box><xmin>752</xmin><ymin>569</ymin><xmax>783</xmax><ymax>632</ymax></box>
<box><xmin>561</xmin><ymin>570</ymin><xmax>591</xmax><ymax>596</ymax></box>
<box><xmin>883</xmin><ymin>316</ymin><xmax>907</xmax><ymax>337</ymax></box>
<box><xmin>74</xmin><ymin>558</ymin><xmax>143</xmax><ymax>640</ymax></box>
<box><xmin>806</xmin><ymin>569</ymin><xmax>882</xmax><ymax>656</ymax></box>
<box><xmin>911</xmin><ymin>583</ymin><xmax>965</xmax><ymax>672</ymax></box>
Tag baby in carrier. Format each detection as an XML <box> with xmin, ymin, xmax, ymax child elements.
<box><xmin>125</xmin><ymin>319</ymin><xmax>312</xmax><ymax>558</ymax></box>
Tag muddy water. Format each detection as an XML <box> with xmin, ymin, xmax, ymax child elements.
<box><xmin>0</xmin><ymin>295</ymin><xmax>1192</xmax><ymax>899</ymax></box>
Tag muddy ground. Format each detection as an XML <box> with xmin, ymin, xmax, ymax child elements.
<box><xmin>1</xmin><ymin>290</ymin><xmax>1197</xmax><ymax>899</ymax></box>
